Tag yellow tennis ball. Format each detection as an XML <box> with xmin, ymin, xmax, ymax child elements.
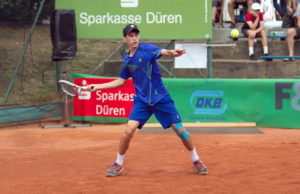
<box><xmin>231</xmin><ymin>29</ymin><xmax>240</xmax><ymax>38</ymax></box>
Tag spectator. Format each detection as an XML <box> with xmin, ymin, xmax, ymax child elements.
<box><xmin>241</xmin><ymin>2</ymin><xmax>270</xmax><ymax>60</ymax></box>
<box><xmin>228</xmin><ymin>0</ymin><xmax>254</xmax><ymax>28</ymax></box>
<box><xmin>273</xmin><ymin>0</ymin><xmax>288</xmax><ymax>18</ymax></box>
<box><xmin>277</xmin><ymin>0</ymin><xmax>297</xmax><ymax>28</ymax></box>
<box><xmin>292</xmin><ymin>0</ymin><xmax>300</xmax><ymax>26</ymax></box>
<box><xmin>285</xmin><ymin>0</ymin><xmax>300</xmax><ymax>61</ymax></box>
<box><xmin>213</xmin><ymin>0</ymin><xmax>223</xmax><ymax>26</ymax></box>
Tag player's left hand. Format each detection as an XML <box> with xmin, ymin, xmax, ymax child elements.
<box><xmin>174</xmin><ymin>49</ymin><xmax>186</xmax><ymax>56</ymax></box>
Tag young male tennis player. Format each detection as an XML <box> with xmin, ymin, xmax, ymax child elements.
<box><xmin>87</xmin><ymin>24</ymin><xmax>208</xmax><ymax>177</ymax></box>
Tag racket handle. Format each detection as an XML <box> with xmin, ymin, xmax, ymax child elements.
<box><xmin>81</xmin><ymin>86</ymin><xmax>94</xmax><ymax>91</ymax></box>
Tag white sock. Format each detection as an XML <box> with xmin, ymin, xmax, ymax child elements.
<box><xmin>249</xmin><ymin>47</ymin><xmax>254</xmax><ymax>56</ymax></box>
<box><xmin>189</xmin><ymin>147</ymin><xmax>200</xmax><ymax>162</ymax></box>
<box><xmin>115</xmin><ymin>153</ymin><xmax>125</xmax><ymax>165</ymax></box>
<box><xmin>263</xmin><ymin>46</ymin><xmax>268</xmax><ymax>54</ymax></box>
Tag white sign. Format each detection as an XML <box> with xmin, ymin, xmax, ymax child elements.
<box><xmin>174</xmin><ymin>43</ymin><xmax>207</xmax><ymax>69</ymax></box>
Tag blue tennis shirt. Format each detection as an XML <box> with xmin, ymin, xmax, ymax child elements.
<box><xmin>119</xmin><ymin>43</ymin><xmax>169</xmax><ymax>105</ymax></box>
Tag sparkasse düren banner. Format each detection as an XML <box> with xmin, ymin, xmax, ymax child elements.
<box><xmin>55</xmin><ymin>0</ymin><xmax>212</xmax><ymax>39</ymax></box>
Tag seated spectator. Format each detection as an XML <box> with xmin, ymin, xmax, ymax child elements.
<box><xmin>241</xmin><ymin>2</ymin><xmax>270</xmax><ymax>60</ymax></box>
<box><xmin>285</xmin><ymin>0</ymin><xmax>300</xmax><ymax>61</ymax></box>
<box><xmin>213</xmin><ymin>0</ymin><xmax>223</xmax><ymax>26</ymax></box>
<box><xmin>293</xmin><ymin>0</ymin><xmax>300</xmax><ymax>25</ymax></box>
<box><xmin>228</xmin><ymin>0</ymin><xmax>254</xmax><ymax>28</ymax></box>
<box><xmin>273</xmin><ymin>0</ymin><xmax>288</xmax><ymax>18</ymax></box>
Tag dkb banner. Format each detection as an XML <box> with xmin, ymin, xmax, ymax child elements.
<box><xmin>73</xmin><ymin>74</ymin><xmax>300</xmax><ymax>129</ymax></box>
<box><xmin>55</xmin><ymin>0</ymin><xmax>212</xmax><ymax>39</ymax></box>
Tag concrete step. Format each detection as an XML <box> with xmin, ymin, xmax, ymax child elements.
<box><xmin>212</xmin><ymin>26</ymin><xmax>288</xmax><ymax>42</ymax></box>
<box><xmin>213</xmin><ymin>59</ymin><xmax>300</xmax><ymax>78</ymax></box>
<box><xmin>212</xmin><ymin>40</ymin><xmax>300</xmax><ymax>59</ymax></box>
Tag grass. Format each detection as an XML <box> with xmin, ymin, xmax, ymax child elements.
<box><xmin>0</xmin><ymin>24</ymin><xmax>122</xmax><ymax>105</ymax></box>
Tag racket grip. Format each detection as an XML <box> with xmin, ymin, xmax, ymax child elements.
<box><xmin>81</xmin><ymin>86</ymin><xmax>94</xmax><ymax>91</ymax></box>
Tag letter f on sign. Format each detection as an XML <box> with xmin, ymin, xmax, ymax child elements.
<box><xmin>275</xmin><ymin>83</ymin><xmax>292</xmax><ymax>109</ymax></box>
<box><xmin>121</xmin><ymin>0</ymin><xmax>138</xmax><ymax>7</ymax></box>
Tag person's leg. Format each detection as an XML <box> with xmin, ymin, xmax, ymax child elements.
<box><xmin>273</xmin><ymin>0</ymin><xmax>285</xmax><ymax>17</ymax></box>
<box><xmin>170</xmin><ymin>123</ymin><xmax>208</xmax><ymax>175</ymax></box>
<box><xmin>246</xmin><ymin>29</ymin><xmax>256</xmax><ymax>59</ymax></box>
<box><xmin>294</xmin><ymin>4</ymin><xmax>300</xmax><ymax>26</ymax></box>
<box><xmin>260</xmin><ymin>29</ymin><xmax>267</xmax><ymax>47</ymax></box>
<box><xmin>280</xmin><ymin>0</ymin><xmax>287</xmax><ymax>17</ymax></box>
<box><xmin>272</xmin><ymin>0</ymin><xmax>279</xmax><ymax>11</ymax></box>
<box><xmin>260</xmin><ymin>29</ymin><xmax>269</xmax><ymax>54</ymax></box>
<box><xmin>170</xmin><ymin>123</ymin><xmax>194</xmax><ymax>151</ymax></box>
<box><xmin>212</xmin><ymin>0</ymin><xmax>218</xmax><ymax>24</ymax></box>
<box><xmin>106</xmin><ymin>120</ymin><xmax>139</xmax><ymax>177</ymax></box>
<box><xmin>119</xmin><ymin>120</ymin><xmax>139</xmax><ymax>155</ymax></box>
<box><xmin>106</xmin><ymin>98</ymin><xmax>152</xmax><ymax>177</ymax></box>
<box><xmin>213</xmin><ymin>6</ymin><xmax>218</xmax><ymax>24</ymax></box>
<box><xmin>153</xmin><ymin>94</ymin><xmax>208</xmax><ymax>175</ymax></box>
<box><xmin>228</xmin><ymin>0</ymin><xmax>236</xmax><ymax>27</ymax></box>
<box><xmin>296</xmin><ymin>16</ymin><xmax>300</xmax><ymax>28</ymax></box>
<box><xmin>287</xmin><ymin>28</ymin><xmax>296</xmax><ymax>56</ymax></box>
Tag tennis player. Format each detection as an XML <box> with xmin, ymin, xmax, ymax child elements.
<box><xmin>87</xmin><ymin>24</ymin><xmax>208</xmax><ymax>177</ymax></box>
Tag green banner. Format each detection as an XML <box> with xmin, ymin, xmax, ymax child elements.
<box><xmin>72</xmin><ymin>74</ymin><xmax>300</xmax><ymax>129</ymax></box>
<box><xmin>0</xmin><ymin>103</ymin><xmax>61</xmax><ymax>123</ymax></box>
<box><xmin>55</xmin><ymin>0</ymin><xmax>212</xmax><ymax>40</ymax></box>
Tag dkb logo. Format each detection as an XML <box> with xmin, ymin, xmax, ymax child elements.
<box><xmin>121</xmin><ymin>0</ymin><xmax>138</xmax><ymax>7</ymax></box>
<box><xmin>190</xmin><ymin>90</ymin><xmax>227</xmax><ymax>115</ymax></box>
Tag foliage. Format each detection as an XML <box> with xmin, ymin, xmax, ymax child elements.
<box><xmin>0</xmin><ymin>0</ymin><xmax>54</xmax><ymax>23</ymax></box>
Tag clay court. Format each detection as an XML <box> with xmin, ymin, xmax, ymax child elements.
<box><xmin>0</xmin><ymin>123</ymin><xmax>299</xmax><ymax>194</ymax></box>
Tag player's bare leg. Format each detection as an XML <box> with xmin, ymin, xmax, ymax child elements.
<box><xmin>119</xmin><ymin>120</ymin><xmax>139</xmax><ymax>154</ymax></box>
<box><xmin>171</xmin><ymin>123</ymin><xmax>208</xmax><ymax>175</ymax></box>
<box><xmin>106</xmin><ymin>120</ymin><xmax>139</xmax><ymax>177</ymax></box>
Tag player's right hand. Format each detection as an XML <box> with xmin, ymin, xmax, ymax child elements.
<box><xmin>86</xmin><ymin>84</ymin><xmax>97</xmax><ymax>92</ymax></box>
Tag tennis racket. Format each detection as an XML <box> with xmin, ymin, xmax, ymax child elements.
<box><xmin>57</xmin><ymin>80</ymin><xmax>94</xmax><ymax>97</ymax></box>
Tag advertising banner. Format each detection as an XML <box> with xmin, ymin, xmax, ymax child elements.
<box><xmin>73</xmin><ymin>77</ymin><xmax>135</xmax><ymax>123</ymax></box>
<box><xmin>55</xmin><ymin>0</ymin><xmax>212</xmax><ymax>39</ymax></box>
<box><xmin>153</xmin><ymin>78</ymin><xmax>300</xmax><ymax>129</ymax></box>
<box><xmin>73</xmin><ymin>74</ymin><xmax>300</xmax><ymax>129</ymax></box>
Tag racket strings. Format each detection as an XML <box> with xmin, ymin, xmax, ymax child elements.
<box><xmin>60</xmin><ymin>83</ymin><xmax>78</xmax><ymax>96</ymax></box>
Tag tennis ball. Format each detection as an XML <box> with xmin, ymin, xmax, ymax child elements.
<box><xmin>230</xmin><ymin>29</ymin><xmax>240</xmax><ymax>38</ymax></box>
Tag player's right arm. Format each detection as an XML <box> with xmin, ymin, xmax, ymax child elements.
<box><xmin>87</xmin><ymin>78</ymin><xmax>126</xmax><ymax>91</ymax></box>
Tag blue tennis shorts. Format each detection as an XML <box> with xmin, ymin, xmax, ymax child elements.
<box><xmin>129</xmin><ymin>94</ymin><xmax>182</xmax><ymax>129</ymax></box>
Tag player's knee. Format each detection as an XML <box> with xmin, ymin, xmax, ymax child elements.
<box><xmin>124</xmin><ymin>121</ymin><xmax>138</xmax><ymax>137</ymax></box>
<box><xmin>171</xmin><ymin>122</ymin><xmax>189</xmax><ymax>141</ymax></box>
<box><xmin>124</xmin><ymin>125</ymin><xmax>137</xmax><ymax>139</ymax></box>
<box><xmin>124</xmin><ymin>128</ymin><xmax>135</xmax><ymax>139</ymax></box>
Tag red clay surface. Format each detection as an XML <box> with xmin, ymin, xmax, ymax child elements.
<box><xmin>0</xmin><ymin>123</ymin><xmax>299</xmax><ymax>194</ymax></box>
